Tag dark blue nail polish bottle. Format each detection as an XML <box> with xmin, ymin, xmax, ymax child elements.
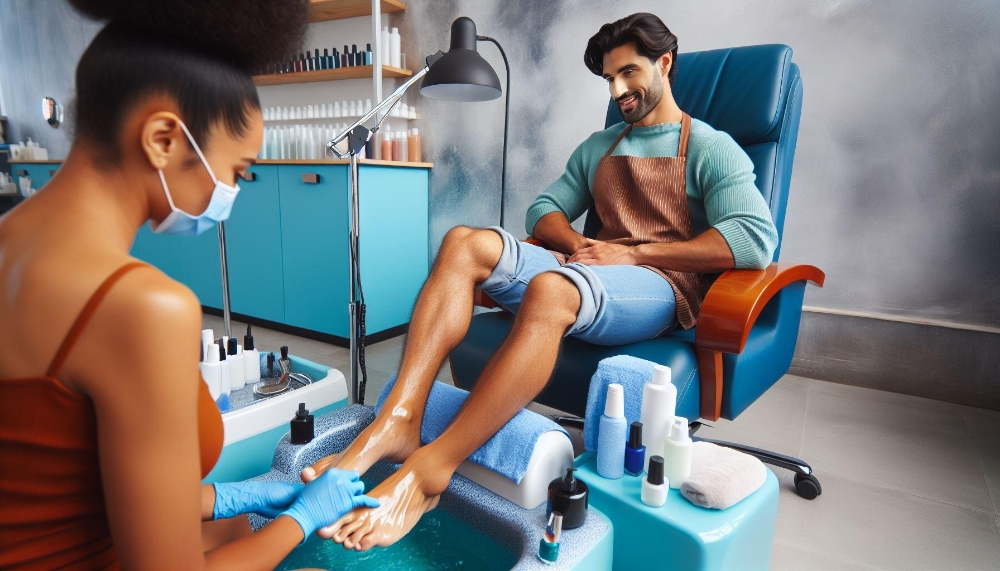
<box><xmin>624</xmin><ymin>421</ymin><xmax>646</xmax><ymax>476</ymax></box>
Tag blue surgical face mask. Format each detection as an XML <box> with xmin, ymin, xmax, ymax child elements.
<box><xmin>151</xmin><ymin>120</ymin><xmax>240</xmax><ymax>235</ymax></box>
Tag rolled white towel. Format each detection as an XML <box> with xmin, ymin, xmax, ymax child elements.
<box><xmin>680</xmin><ymin>442</ymin><xmax>767</xmax><ymax>509</ymax></box>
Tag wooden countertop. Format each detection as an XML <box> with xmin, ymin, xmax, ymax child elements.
<box><xmin>256</xmin><ymin>159</ymin><xmax>432</xmax><ymax>169</ymax></box>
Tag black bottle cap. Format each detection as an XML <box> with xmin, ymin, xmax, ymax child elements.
<box><xmin>217</xmin><ymin>341</ymin><xmax>226</xmax><ymax>361</ymax></box>
<box><xmin>266</xmin><ymin>352</ymin><xmax>275</xmax><ymax>376</ymax></box>
<box><xmin>324</xmin><ymin>48</ymin><xmax>329</xmax><ymax>56</ymax></box>
<box><xmin>306</xmin><ymin>49</ymin><xmax>311</xmax><ymax>57</ymax></box>
<box><xmin>647</xmin><ymin>455</ymin><xmax>665</xmax><ymax>486</ymax></box>
<box><xmin>295</xmin><ymin>402</ymin><xmax>310</xmax><ymax>419</ymax></box>
<box><xmin>628</xmin><ymin>421</ymin><xmax>643</xmax><ymax>449</ymax></box>
<box><xmin>366</xmin><ymin>43</ymin><xmax>372</xmax><ymax>51</ymax></box>
<box><xmin>280</xmin><ymin>345</ymin><xmax>289</xmax><ymax>360</ymax></box>
<box><xmin>245</xmin><ymin>324</ymin><xmax>255</xmax><ymax>351</ymax></box>
<box><xmin>561</xmin><ymin>467</ymin><xmax>578</xmax><ymax>493</ymax></box>
<box><xmin>343</xmin><ymin>44</ymin><xmax>349</xmax><ymax>53</ymax></box>
<box><xmin>352</xmin><ymin>44</ymin><xmax>358</xmax><ymax>52</ymax></box>
<box><xmin>227</xmin><ymin>337</ymin><xmax>238</xmax><ymax>356</ymax></box>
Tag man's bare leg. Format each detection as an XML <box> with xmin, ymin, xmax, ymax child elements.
<box><xmin>322</xmin><ymin>272</ymin><xmax>582</xmax><ymax>550</ymax></box>
<box><xmin>302</xmin><ymin>227</ymin><xmax>504</xmax><ymax>481</ymax></box>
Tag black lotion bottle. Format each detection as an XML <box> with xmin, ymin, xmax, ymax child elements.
<box><xmin>547</xmin><ymin>467</ymin><xmax>588</xmax><ymax>530</ymax></box>
<box><xmin>290</xmin><ymin>403</ymin><xmax>314</xmax><ymax>444</ymax></box>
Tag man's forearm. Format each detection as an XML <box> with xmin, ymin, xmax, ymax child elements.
<box><xmin>532</xmin><ymin>212</ymin><xmax>589</xmax><ymax>255</ymax></box>
<box><xmin>632</xmin><ymin>228</ymin><xmax>737</xmax><ymax>274</ymax></box>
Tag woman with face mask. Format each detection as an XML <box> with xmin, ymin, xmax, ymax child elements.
<box><xmin>0</xmin><ymin>1</ymin><xmax>377</xmax><ymax>569</ymax></box>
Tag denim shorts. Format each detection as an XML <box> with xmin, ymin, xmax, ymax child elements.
<box><xmin>479</xmin><ymin>227</ymin><xmax>678</xmax><ymax>346</ymax></box>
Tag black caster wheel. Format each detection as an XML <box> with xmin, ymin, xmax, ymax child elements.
<box><xmin>794</xmin><ymin>472</ymin><xmax>822</xmax><ymax>500</ymax></box>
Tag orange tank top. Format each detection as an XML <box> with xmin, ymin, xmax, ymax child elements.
<box><xmin>0</xmin><ymin>262</ymin><xmax>224</xmax><ymax>570</ymax></box>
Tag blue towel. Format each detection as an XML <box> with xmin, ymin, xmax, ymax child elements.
<box><xmin>584</xmin><ymin>355</ymin><xmax>656</xmax><ymax>452</ymax></box>
<box><xmin>376</xmin><ymin>376</ymin><xmax>571</xmax><ymax>484</ymax></box>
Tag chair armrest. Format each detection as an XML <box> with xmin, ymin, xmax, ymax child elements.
<box><xmin>474</xmin><ymin>237</ymin><xmax>546</xmax><ymax>309</ymax></box>
<box><xmin>695</xmin><ymin>263</ymin><xmax>825</xmax><ymax>420</ymax></box>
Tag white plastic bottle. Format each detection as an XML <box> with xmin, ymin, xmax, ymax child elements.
<box><xmin>217</xmin><ymin>343</ymin><xmax>231</xmax><ymax>397</ymax></box>
<box><xmin>227</xmin><ymin>338</ymin><xmax>245</xmax><ymax>390</ymax></box>
<box><xmin>200</xmin><ymin>344</ymin><xmax>223</xmax><ymax>400</ymax></box>
<box><xmin>381</xmin><ymin>26</ymin><xmax>391</xmax><ymax>66</ymax></box>
<box><xmin>640</xmin><ymin>364</ymin><xmax>677</xmax><ymax>473</ymax></box>
<box><xmin>662</xmin><ymin>417</ymin><xmax>692</xmax><ymax>489</ymax></box>
<box><xmin>390</xmin><ymin>27</ymin><xmax>401</xmax><ymax>68</ymax></box>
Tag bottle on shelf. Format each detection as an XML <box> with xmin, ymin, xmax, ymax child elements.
<box><xmin>407</xmin><ymin>128</ymin><xmax>421</xmax><ymax>163</ymax></box>
<box><xmin>390</xmin><ymin>27</ymin><xmax>401</xmax><ymax>68</ymax></box>
<box><xmin>381</xmin><ymin>26</ymin><xmax>391</xmax><ymax>66</ymax></box>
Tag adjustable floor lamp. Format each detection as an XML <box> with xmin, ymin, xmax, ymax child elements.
<box><xmin>327</xmin><ymin>17</ymin><xmax>510</xmax><ymax>404</ymax></box>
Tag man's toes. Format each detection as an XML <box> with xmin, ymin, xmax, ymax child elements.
<box><xmin>335</xmin><ymin>516</ymin><xmax>366</xmax><ymax>545</ymax></box>
<box><xmin>321</xmin><ymin>512</ymin><xmax>355</xmax><ymax>540</ymax></box>
<box><xmin>357</xmin><ymin>531</ymin><xmax>383</xmax><ymax>552</ymax></box>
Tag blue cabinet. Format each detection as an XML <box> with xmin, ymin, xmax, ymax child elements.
<box><xmin>224</xmin><ymin>165</ymin><xmax>285</xmax><ymax>323</ymax></box>
<box><xmin>130</xmin><ymin>225</ymin><xmax>223</xmax><ymax>308</ymax></box>
<box><xmin>278</xmin><ymin>164</ymin><xmax>351</xmax><ymax>337</ymax></box>
<box><xmin>11</xmin><ymin>162</ymin><xmax>59</xmax><ymax>195</ymax></box>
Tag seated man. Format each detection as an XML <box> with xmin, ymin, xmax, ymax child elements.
<box><xmin>303</xmin><ymin>12</ymin><xmax>778</xmax><ymax>550</ymax></box>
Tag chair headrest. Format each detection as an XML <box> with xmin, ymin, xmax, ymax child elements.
<box><xmin>605</xmin><ymin>44</ymin><xmax>796</xmax><ymax>146</ymax></box>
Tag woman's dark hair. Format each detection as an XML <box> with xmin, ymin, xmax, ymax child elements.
<box><xmin>68</xmin><ymin>0</ymin><xmax>308</xmax><ymax>165</ymax></box>
<box><xmin>584</xmin><ymin>13</ymin><xmax>679</xmax><ymax>86</ymax></box>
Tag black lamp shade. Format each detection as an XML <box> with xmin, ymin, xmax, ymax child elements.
<box><xmin>420</xmin><ymin>17</ymin><xmax>502</xmax><ymax>102</ymax></box>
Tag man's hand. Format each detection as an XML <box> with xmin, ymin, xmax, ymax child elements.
<box><xmin>568</xmin><ymin>238</ymin><xmax>638</xmax><ymax>266</ymax></box>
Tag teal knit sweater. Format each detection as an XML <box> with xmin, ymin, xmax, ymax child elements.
<box><xmin>525</xmin><ymin>119</ymin><xmax>779</xmax><ymax>269</ymax></box>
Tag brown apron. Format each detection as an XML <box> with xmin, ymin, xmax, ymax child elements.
<box><xmin>591</xmin><ymin>113</ymin><xmax>712</xmax><ymax>330</ymax></box>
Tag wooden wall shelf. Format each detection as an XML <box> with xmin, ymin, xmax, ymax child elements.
<box><xmin>253</xmin><ymin>65</ymin><xmax>411</xmax><ymax>86</ymax></box>
<box><xmin>308</xmin><ymin>0</ymin><xmax>406</xmax><ymax>23</ymax></box>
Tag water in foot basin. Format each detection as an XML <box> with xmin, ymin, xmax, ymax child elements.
<box><xmin>275</xmin><ymin>508</ymin><xmax>518</xmax><ymax>571</ymax></box>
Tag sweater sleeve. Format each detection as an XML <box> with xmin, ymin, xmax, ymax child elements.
<box><xmin>525</xmin><ymin>141</ymin><xmax>594</xmax><ymax>236</ymax></box>
<box><xmin>696</xmin><ymin>132</ymin><xmax>779</xmax><ymax>269</ymax></box>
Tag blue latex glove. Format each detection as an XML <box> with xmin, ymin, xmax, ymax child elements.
<box><xmin>213</xmin><ymin>481</ymin><xmax>304</xmax><ymax>520</ymax></box>
<box><xmin>282</xmin><ymin>468</ymin><xmax>380</xmax><ymax>541</ymax></box>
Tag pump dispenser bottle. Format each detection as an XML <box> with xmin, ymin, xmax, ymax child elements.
<box><xmin>640</xmin><ymin>364</ymin><xmax>676</xmax><ymax>473</ymax></box>
<box><xmin>597</xmin><ymin>384</ymin><xmax>628</xmax><ymax>479</ymax></box>
<box><xmin>200</xmin><ymin>344</ymin><xmax>222</xmax><ymax>400</ymax></box>
<box><xmin>663</xmin><ymin>417</ymin><xmax>693</xmax><ymax>489</ymax></box>
<box><xmin>243</xmin><ymin>325</ymin><xmax>260</xmax><ymax>385</ymax></box>
<box><xmin>227</xmin><ymin>338</ymin><xmax>245</xmax><ymax>390</ymax></box>
<box><xmin>625</xmin><ymin>421</ymin><xmax>646</xmax><ymax>477</ymax></box>
<box><xmin>641</xmin><ymin>455</ymin><xmax>668</xmax><ymax>507</ymax></box>
<box><xmin>547</xmin><ymin>468</ymin><xmax>589</xmax><ymax>530</ymax></box>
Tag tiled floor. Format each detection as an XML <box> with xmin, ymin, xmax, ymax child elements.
<box><xmin>204</xmin><ymin>314</ymin><xmax>1000</xmax><ymax>571</ymax></box>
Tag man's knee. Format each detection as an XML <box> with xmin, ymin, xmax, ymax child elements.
<box><xmin>520</xmin><ymin>272</ymin><xmax>581</xmax><ymax>327</ymax></box>
<box><xmin>438</xmin><ymin>226</ymin><xmax>503</xmax><ymax>275</ymax></box>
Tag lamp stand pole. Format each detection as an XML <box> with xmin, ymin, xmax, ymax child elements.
<box><xmin>477</xmin><ymin>36</ymin><xmax>510</xmax><ymax>229</ymax></box>
<box><xmin>217</xmin><ymin>223</ymin><xmax>232</xmax><ymax>339</ymax></box>
<box><xmin>330</xmin><ymin>60</ymin><xmax>438</xmax><ymax>405</ymax></box>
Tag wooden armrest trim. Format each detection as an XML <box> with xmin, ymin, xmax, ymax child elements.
<box><xmin>696</xmin><ymin>263</ymin><xmax>824</xmax><ymax>355</ymax></box>
<box><xmin>694</xmin><ymin>263</ymin><xmax>823</xmax><ymax>421</ymax></box>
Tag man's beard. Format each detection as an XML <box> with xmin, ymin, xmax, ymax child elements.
<box><xmin>618</xmin><ymin>78</ymin><xmax>664</xmax><ymax>124</ymax></box>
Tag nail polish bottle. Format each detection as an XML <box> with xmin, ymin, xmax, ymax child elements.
<box><xmin>227</xmin><ymin>338</ymin><xmax>245</xmax><ymax>390</ymax></box>
<box><xmin>641</xmin><ymin>456</ymin><xmax>668</xmax><ymax>507</ymax></box>
<box><xmin>264</xmin><ymin>352</ymin><xmax>279</xmax><ymax>381</ymax></box>
<box><xmin>290</xmin><ymin>403</ymin><xmax>314</xmax><ymax>444</ymax></box>
<box><xmin>313</xmin><ymin>48</ymin><xmax>321</xmax><ymax>70</ymax></box>
<box><xmin>547</xmin><ymin>467</ymin><xmax>589</xmax><ymax>530</ymax></box>
<box><xmin>537</xmin><ymin>512</ymin><xmax>562</xmax><ymax>565</ymax></box>
<box><xmin>331</xmin><ymin>48</ymin><xmax>338</xmax><ymax>69</ymax></box>
<box><xmin>322</xmin><ymin>48</ymin><xmax>330</xmax><ymax>70</ymax></box>
<box><xmin>343</xmin><ymin>45</ymin><xmax>350</xmax><ymax>66</ymax></box>
<box><xmin>597</xmin><ymin>383</ymin><xmax>628</xmax><ymax>479</ymax></box>
<box><xmin>304</xmin><ymin>50</ymin><xmax>312</xmax><ymax>71</ymax></box>
<box><xmin>279</xmin><ymin>345</ymin><xmax>293</xmax><ymax>375</ymax></box>
<box><xmin>243</xmin><ymin>324</ymin><xmax>261</xmax><ymax>385</ymax></box>
<box><xmin>366</xmin><ymin>43</ymin><xmax>373</xmax><ymax>65</ymax></box>
<box><xmin>625</xmin><ymin>421</ymin><xmax>646</xmax><ymax>476</ymax></box>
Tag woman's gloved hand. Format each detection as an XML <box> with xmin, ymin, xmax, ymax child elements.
<box><xmin>213</xmin><ymin>481</ymin><xmax>304</xmax><ymax>520</ymax></box>
<box><xmin>281</xmin><ymin>468</ymin><xmax>380</xmax><ymax>540</ymax></box>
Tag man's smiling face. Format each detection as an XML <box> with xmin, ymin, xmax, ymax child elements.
<box><xmin>602</xmin><ymin>42</ymin><xmax>668</xmax><ymax>124</ymax></box>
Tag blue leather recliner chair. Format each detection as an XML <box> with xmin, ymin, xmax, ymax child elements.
<box><xmin>449</xmin><ymin>44</ymin><xmax>826</xmax><ymax>499</ymax></box>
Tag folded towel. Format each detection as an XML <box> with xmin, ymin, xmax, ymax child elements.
<box><xmin>584</xmin><ymin>356</ymin><xmax>657</xmax><ymax>452</ymax></box>
<box><xmin>680</xmin><ymin>442</ymin><xmax>767</xmax><ymax>509</ymax></box>
<box><xmin>375</xmin><ymin>376</ymin><xmax>571</xmax><ymax>484</ymax></box>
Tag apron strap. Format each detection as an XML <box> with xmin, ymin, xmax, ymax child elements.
<box><xmin>603</xmin><ymin>124</ymin><xmax>633</xmax><ymax>158</ymax></box>
<box><xmin>678</xmin><ymin>113</ymin><xmax>692</xmax><ymax>158</ymax></box>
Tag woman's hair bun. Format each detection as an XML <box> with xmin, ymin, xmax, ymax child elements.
<box><xmin>67</xmin><ymin>0</ymin><xmax>309</xmax><ymax>70</ymax></box>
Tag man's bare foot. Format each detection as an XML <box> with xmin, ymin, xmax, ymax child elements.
<box><xmin>302</xmin><ymin>398</ymin><xmax>423</xmax><ymax>482</ymax></box>
<box><xmin>318</xmin><ymin>447</ymin><xmax>452</xmax><ymax>551</ymax></box>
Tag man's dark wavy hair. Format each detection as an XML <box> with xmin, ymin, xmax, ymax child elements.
<box><xmin>584</xmin><ymin>13</ymin><xmax>679</xmax><ymax>86</ymax></box>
